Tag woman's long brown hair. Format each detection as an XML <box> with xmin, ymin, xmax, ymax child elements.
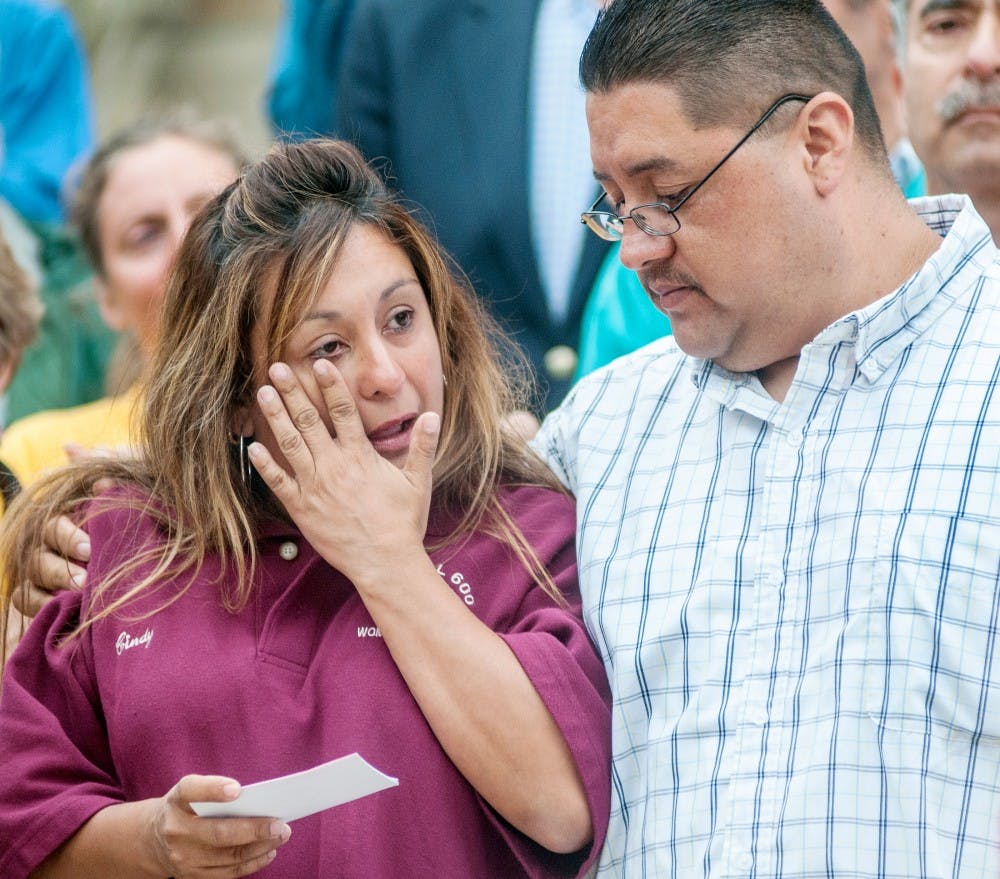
<box><xmin>0</xmin><ymin>139</ymin><xmax>567</xmax><ymax>658</ymax></box>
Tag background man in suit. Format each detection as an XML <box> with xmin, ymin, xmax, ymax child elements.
<box><xmin>336</xmin><ymin>0</ymin><xmax>608</xmax><ymax>411</ymax></box>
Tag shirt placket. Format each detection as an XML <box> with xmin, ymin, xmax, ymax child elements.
<box><xmin>722</xmin><ymin>425</ymin><xmax>798</xmax><ymax>876</ymax></box>
<box><xmin>717</xmin><ymin>338</ymin><xmax>856</xmax><ymax>877</ymax></box>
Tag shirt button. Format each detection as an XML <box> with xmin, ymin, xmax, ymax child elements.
<box><xmin>761</xmin><ymin>569</ymin><xmax>782</xmax><ymax>589</ymax></box>
<box><xmin>859</xmin><ymin>358</ymin><xmax>881</xmax><ymax>380</ymax></box>
<box><xmin>736</xmin><ymin>852</ymin><xmax>754</xmax><ymax>872</ymax></box>
<box><xmin>278</xmin><ymin>541</ymin><xmax>299</xmax><ymax>561</ymax></box>
<box><xmin>544</xmin><ymin>345</ymin><xmax>578</xmax><ymax>380</ymax></box>
<box><xmin>785</xmin><ymin>430</ymin><xmax>802</xmax><ymax>448</ymax></box>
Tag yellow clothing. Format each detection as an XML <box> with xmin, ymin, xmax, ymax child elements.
<box><xmin>0</xmin><ymin>390</ymin><xmax>140</xmax><ymax>657</ymax></box>
<box><xmin>0</xmin><ymin>385</ymin><xmax>141</xmax><ymax>493</ymax></box>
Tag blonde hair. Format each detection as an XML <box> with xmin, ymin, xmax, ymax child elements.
<box><xmin>0</xmin><ymin>232</ymin><xmax>42</xmax><ymax>372</ymax></box>
<box><xmin>1</xmin><ymin>139</ymin><xmax>565</xmax><ymax>651</ymax></box>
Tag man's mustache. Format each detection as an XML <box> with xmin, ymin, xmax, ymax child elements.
<box><xmin>937</xmin><ymin>80</ymin><xmax>1000</xmax><ymax>124</ymax></box>
<box><xmin>640</xmin><ymin>266</ymin><xmax>701</xmax><ymax>291</ymax></box>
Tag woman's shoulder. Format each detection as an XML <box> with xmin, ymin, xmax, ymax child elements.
<box><xmin>495</xmin><ymin>483</ymin><xmax>572</xmax><ymax>511</ymax></box>
<box><xmin>81</xmin><ymin>485</ymin><xmax>165</xmax><ymax>568</ymax></box>
<box><xmin>425</xmin><ymin>485</ymin><xmax>575</xmax><ymax>559</ymax></box>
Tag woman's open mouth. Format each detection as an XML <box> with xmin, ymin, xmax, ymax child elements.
<box><xmin>367</xmin><ymin>415</ymin><xmax>418</xmax><ymax>455</ymax></box>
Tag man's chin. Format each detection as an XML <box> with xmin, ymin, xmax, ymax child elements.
<box><xmin>671</xmin><ymin>330</ymin><xmax>771</xmax><ymax>375</ymax></box>
<box><xmin>668</xmin><ymin>325</ymin><xmax>723</xmax><ymax>363</ymax></box>
<box><xmin>937</xmin><ymin>135</ymin><xmax>1000</xmax><ymax>183</ymax></box>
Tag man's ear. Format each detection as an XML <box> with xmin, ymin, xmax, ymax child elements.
<box><xmin>794</xmin><ymin>92</ymin><xmax>854</xmax><ymax>197</ymax></box>
<box><xmin>94</xmin><ymin>277</ymin><xmax>127</xmax><ymax>333</ymax></box>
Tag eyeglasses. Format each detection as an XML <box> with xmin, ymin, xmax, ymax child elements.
<box><xmin>580</xmin><ymin>93</ymin><xmax>814</xmax><ymax>242</ymax></box>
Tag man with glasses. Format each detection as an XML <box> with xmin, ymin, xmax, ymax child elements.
<box><xmin>534</xmin><ymin>0</ymin><xmax>1000</xmax><ymax>876</ymax></box>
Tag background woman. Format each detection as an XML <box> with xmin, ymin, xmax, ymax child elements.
<box><xmin>0</xmin><ymin>138</ymin><xmax>610</xmax><ymax>878</ymax></box>
<box><xmin>0</xmin><ymin>113</ymin><xmax>246</xmax><ymax>624</ymax></box>
<box><xmin>0</xmin><ymin>113</ymin><xmax>245</xmax><ymax>498</ymax></box>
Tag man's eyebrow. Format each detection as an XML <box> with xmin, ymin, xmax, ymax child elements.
<box><xmin>595</xmin><ymin>156</ymin><xmax>681</xmax><ymax>184</ymax></box>
<box><xmin>300</xmin><ymin>278</ymin><xmax>421</xmax><ymax>322</ymax></box>
<box><xmin>915</xmin><ymin>0</ymin><xmax>972</xmax><ymax>18</ymax></box>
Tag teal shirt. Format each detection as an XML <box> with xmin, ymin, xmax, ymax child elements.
<box><xmin>4</xmin><ymin>223</ymin><xmax>115</xmax><ymax>423</ymax></box>
<box><xmin>890</xmin><ymin>138</ymin><xmax>927</xmax><ymax>200</ymax></box>
<box><xmin>575</xmin><ymin>243</ymin><xmax>672</xmax><ymax>379</ymax></box>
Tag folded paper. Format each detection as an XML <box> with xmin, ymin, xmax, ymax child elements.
<box><xmin>191</xmin><ymin>752</ymin><xmax>398</xmax><ymax>822</ymax></box>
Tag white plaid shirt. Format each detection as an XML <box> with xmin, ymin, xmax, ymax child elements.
<box><xmin>535</xmin><ymin>195</ymin><xmax>1000</xmax><ymax>878</ymax></box>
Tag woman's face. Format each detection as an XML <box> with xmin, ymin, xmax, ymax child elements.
<box><xmin>95</xmin><ymin>134</ymin><xmax>240</xmax><ymax>358</ymax></box>
<box><xmin>250</xmin><ymin>223</ymin><xmax>446</xmax><ymax>469</ymax></box>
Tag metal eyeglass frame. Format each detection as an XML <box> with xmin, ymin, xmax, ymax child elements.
<box><xmin>580</xmin><ymin>93</ymin><xmax>814</xmax><ymax>242</ymax></box>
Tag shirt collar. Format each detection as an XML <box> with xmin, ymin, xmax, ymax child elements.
<box><xmin>823</xmin><ymin>194</ymin><xmax>994</xmax><ymax>383</ymax></box>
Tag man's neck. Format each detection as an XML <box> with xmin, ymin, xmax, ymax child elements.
<box><xmin>757</xmin><ymin>196</ymin><xmax>944</xmax><ymax>404</ymax></box>
<box><xmin>757</xmin><ymin>355</ymin><xmax>799</xmax><ymax>403</ymax></box>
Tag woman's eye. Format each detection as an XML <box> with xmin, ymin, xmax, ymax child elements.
<box><xmin>387</xmin><ymin>308</ymin><xmax>414</xmax><ymax>332</ymax></box>
<box><xmin>924</xmin><ymin>13</ymin><xmax>967</xmax><ymax>35</ymax></box>
<box><xmin>310</xmin><ymin>339</ymin><xmax>344</xmax><ymax>359</ymax></box>
<box><xmin>124</xmin><ymin>223</ymin><xmax>162</xmax><ymax>249</ymax></box>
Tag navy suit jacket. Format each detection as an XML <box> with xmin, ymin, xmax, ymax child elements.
<box><xmin>336</xmin><ymin>0</ymin><xmax>607</xmax><ymax>411</ymax></box>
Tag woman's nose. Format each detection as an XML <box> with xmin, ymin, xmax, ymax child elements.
<box><xmin>356</xmin><ymin>342</ymin><xmax>406</xmax><ymax>399</ymax></box>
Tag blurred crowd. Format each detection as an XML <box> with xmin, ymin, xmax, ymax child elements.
<box><xmin>0</xmin><ymin>0</ymin><xmax>997</xmax><ymax>455</ymax></box>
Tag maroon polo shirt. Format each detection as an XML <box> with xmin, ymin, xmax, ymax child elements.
<box><xmin>0</xmin><ymin>486</ymin><xmax>610</xmax><ymax>878</ymax></box>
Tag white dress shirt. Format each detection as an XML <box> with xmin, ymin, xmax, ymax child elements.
<box><xmin>535</xmin><ymin>195</ymin><xmax>1000</xmax><ymax>878</ymax></box>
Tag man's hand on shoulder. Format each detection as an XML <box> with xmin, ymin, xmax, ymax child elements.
<box><xmin>12</xmin><ymin>513</ymin><xmax>89</xmax><ymax>617</ymax></box>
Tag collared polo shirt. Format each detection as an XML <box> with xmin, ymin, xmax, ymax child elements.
<box><xmin>0</xmin><ymin>485</ymin><xmax>611</xmax><ymax>879</ymax></box>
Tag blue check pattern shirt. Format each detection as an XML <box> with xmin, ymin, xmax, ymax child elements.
<box><xmin>535</xmin><ymin>195</ymin><xmax>1000</xmax><ymax>878</ymax></box>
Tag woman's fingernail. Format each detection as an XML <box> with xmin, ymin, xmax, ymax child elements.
<box><xmin>270</xmin><ymin>363</ymin><xmax>292</xmax><ymax>381</ymax></box>
<box><xmin>270</xmin><ymin>821</ymin><xmax>291</xmax><ymax>841</ymax></box>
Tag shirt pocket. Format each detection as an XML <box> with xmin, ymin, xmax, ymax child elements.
<box><xmin>863</xmin><ymin>512</ymin><xmax>1000</xmax><ymax>742</ymax></box>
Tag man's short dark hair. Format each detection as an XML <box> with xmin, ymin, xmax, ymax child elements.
<box><xmin>580</xmin><ymin>0</ymin><xmax>887</xmax><ymax>164</ymax></box>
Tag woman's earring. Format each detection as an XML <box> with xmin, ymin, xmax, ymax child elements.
<box><xmin>232</xmin><ymin>433</ymin><xmax>254</xmax><ymax>486</ymax></box>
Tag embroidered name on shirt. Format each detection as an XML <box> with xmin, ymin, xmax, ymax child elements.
<box><xmin>436</xmin><ymin>562</ymin><xmax>475</xmax><ymax>606</ymax></box>
<box><xmin>115</xmin><ymin>628</ymin><xmax>153</xmax><ymax>656</ymax></box>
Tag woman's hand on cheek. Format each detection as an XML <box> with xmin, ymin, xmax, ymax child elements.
<box><xmin>247</xmin><ymin>360</ymin><xmax>440</xmax><ymax>588</ymax></box>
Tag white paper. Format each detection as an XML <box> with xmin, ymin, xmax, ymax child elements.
<box><xmin>190</xmin><ymin>753</ymin><xmax>398</xmax><ymax>822</ymax></box>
